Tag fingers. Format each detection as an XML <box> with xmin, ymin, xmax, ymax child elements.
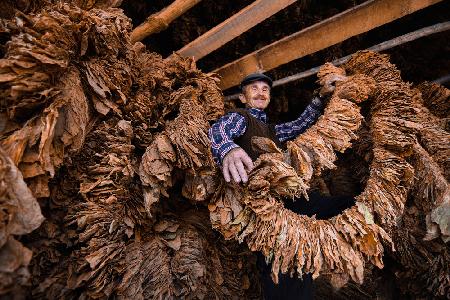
<box><xmin>319</xmin><ymin>86</ymin><xmax>332</xmax><ymax>97</ymax></box>
<box><xmin>327</xmin><ymin>83</ymin><xmax>335</xmax><ymax>93</ymax></box>
<box><xmin>320</xmin><ymin>81</ymin><xmax>337</xmax><ymax>96</ymax></box>
<box><xmin>228</xmin><ymin>160</ymin><xmax>241</xmax><ymax>183</ymax></box>
<box><xmin>222</xmin><ymin>157</ymin><xmax>231</xmax><ymax>182</ymax></box>
<box><xmin>334</xmin><ymin>74</ymin><xmax>347</xmax><ymax>82</ymax></box>
<box><xmin>326</xmin><ymin>74</ymin><xmax>347</xmax><ymax>86</ymax></box>
<box><xmin>319</xmin><ymin>74</ymin><xmax>348</xmax><ymax>97</ymax></box>
<box><xmin>234</xmin><ymin>159</ymin><xmax>248</xmax><ymax>183</ymax></box>
<box><xmin>241</xmin><ymin>152</ymin><xmax>254</xmax><ymax>172</ymax></box>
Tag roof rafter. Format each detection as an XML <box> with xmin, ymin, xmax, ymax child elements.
<box><xmin>214</xmin><ymin>0</ymin><xmax>444</xmax><ymax>90</ymax></box>
<box><xmin>130</xmin><ymin>0</ymin><xmax>202</xmax><ymax>43</ymax></box>
<box><xmin>175</xmin><ymin>0</ymin><xmax>298</xmax><ymax>61</ymax></box>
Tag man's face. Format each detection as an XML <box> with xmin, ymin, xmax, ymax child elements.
<box><xmin>239</xmin><ymin>80</ymin><xmax>271</xmax><ymax>110</ymax></box>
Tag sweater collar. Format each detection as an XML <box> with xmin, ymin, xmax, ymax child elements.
<box><xmin>247</xmin><ymin>108</ymin><xmax>267</xmax><ymax>123</ymax></box>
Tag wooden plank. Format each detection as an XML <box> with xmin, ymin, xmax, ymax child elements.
<box><xmin>175</xmin><ymin>0</ymin><xmax>297</xmax><ymax>61</ymax></box>
<box><xmin>214</xmin><ymin>0</ymin><xmax>443</xmax><ymax>90</ymax></box>
<box><xmin>224</xmin><ymin>21</ymin><xmax>450</xmax><ymax>101</ymax></box>
<box><xmin>130</xmin><ymin>0</ymin><xmax>202</xmax><ymax>43</ymax></box>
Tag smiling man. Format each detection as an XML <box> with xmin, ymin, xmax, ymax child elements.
<box><xmin>209</xmin><ymin>73</ymin><xmax>329</xmax><ymax>183</ymax></box>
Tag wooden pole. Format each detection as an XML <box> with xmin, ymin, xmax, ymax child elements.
<box><xmin>223</xmin><ymin>21</ymin><xmax>450</xmax><ymax>100</ymax></box>
<box><xmin>433</xmin><ymin>74</ymin><xmax>450</xmax><ymax>85</ymax></box>
<box><xmin>130</xmin><ymin>0</ymin><xmax>202</xmax><ymax>43</ymax></box>
<box><xmin>214</xmin><ymin>0</ymin><xmax>443</xmax><ymax>90</ymax></box>
<box><xmin>175</xmin><ymin>0</ymin><xmax>297</xmax><ymax>61</ymax></box>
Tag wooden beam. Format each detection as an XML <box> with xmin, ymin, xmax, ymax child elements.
<box><xmin>433</xmin><ymin>74</ymin><xmax>450</xmax><ymax>85</ymax></box>
<box><xmin>215</xmin><ymin>0</ymin><xmax>443</xmax><ymax>90</ymax></box>
<box><xmin>130</xmin><ymin>0</ymin><xmax>202</xmax><ymax>43</ymax></box>
<box><xmin>274</xmin><ymin>22</ymin><xmax>450</xmax><ymax>87</ymax></box>
<box><xmin>175</xmin><ymin>0</ymin><xmax>297</xmax><ymax>61</ymax></box>
<box><xmin>223</xmin><ymin>21</ymin><xmax>450</xmax><ymax>100</ymax></box>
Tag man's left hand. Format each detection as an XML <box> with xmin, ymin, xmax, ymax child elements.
<box><xmin>319</xmin><ymin>74</ymin><xmax>347</xmax><ymax>97</ymax></box>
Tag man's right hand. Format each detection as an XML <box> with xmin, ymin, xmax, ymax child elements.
<box><xmin>222</xmin><ymin>147</ymin><xmax>254</xmax><ymax>183</ymax></box>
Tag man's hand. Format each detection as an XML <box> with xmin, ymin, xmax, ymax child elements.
<box><xmin>222</xmin><ymin>147</ymin><xmax>254</xmax><ymax>183</ymax></box>
<box><xmin>319</xmin><ymin>74</ymin><xmax>347</xmax><ymax>97</ymax></box>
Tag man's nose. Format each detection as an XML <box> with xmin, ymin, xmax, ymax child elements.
<box><xmin>256</xmin><ymin>89</ymin><xmax>267</xmax><ymax>96</ymax></box>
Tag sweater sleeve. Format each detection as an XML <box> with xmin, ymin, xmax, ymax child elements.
<box><xmin>275</xmin><ymin>96</ymin><xmax>323</xmax><ymax>142</ymax></box>
<box><xmin>208</xmin><ymin>112</ymin><xmax>247</xmax><ymax>165</ymax></box>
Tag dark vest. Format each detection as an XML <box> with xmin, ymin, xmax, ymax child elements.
<box><xmin>227</xmin><ymin>108</ymin><xmax>283</xmax><ymax>161</ymax></box>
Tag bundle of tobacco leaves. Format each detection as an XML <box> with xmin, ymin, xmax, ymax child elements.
<box><xmin>345</xmin><ymin>51</ymin><xmax>449</xmax><ymax>297</ymax></box>
<box><xmin>0</xmin><ymin>2</ymin><xmax>257</xmax><ymax>299</ymax></box>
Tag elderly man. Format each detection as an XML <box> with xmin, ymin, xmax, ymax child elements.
<box><xmin>208</xmin><ymin>73</ymin><xmax>354</xmax><ymax>299</ymax></box>
<box><xmin>209</xmin><ymin>73</ymin><xmax>336</xmax><ymax>182</ymax></box>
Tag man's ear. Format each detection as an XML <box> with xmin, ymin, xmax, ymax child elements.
<box><xmin>238</xmin><ymin>93</ymin><xmax>247</xmax><ymax>104</ymax></box>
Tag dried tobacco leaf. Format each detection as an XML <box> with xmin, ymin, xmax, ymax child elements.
<box><xmin>416</xmin><ymin>81</ymin><xmax>450</xmax><ymax>119</ymax></box>
<box><xmin>0</xmin><ymin>147</ymin><xmax>44</xmax><ymax>294</ymax></box>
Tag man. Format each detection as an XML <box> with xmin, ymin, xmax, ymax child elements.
<box><xmin>208</xmin><ymin>73</ymin><xmax>353</xmax><ymax>299</ymax></box>
<box><xmin>209</xmin><ymin>73</ymin><xmax>339</xmax><ymax>182</ymax></box>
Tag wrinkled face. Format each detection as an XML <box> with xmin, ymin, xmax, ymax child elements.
<box><xmin>239</xmin><ymin>80</ymin><xmax>271</xmax><ymax>110</ymax></box>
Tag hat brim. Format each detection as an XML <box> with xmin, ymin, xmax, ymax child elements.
<box><xmin>240</xmin><ymin>73</ymin><xmax>273</xmax><ymax>90</ymax></box>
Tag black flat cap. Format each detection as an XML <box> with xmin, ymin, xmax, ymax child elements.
<box><xmin>240</xmin><ymin>73</ymin><xmax>273</xmax><ymax>91</ymax></box>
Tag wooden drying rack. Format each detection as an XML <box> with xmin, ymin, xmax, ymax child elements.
<box><xmin>130</xmin><ymin>0</ymin><xmax>445</xmax><ymax>91</ymax></box>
